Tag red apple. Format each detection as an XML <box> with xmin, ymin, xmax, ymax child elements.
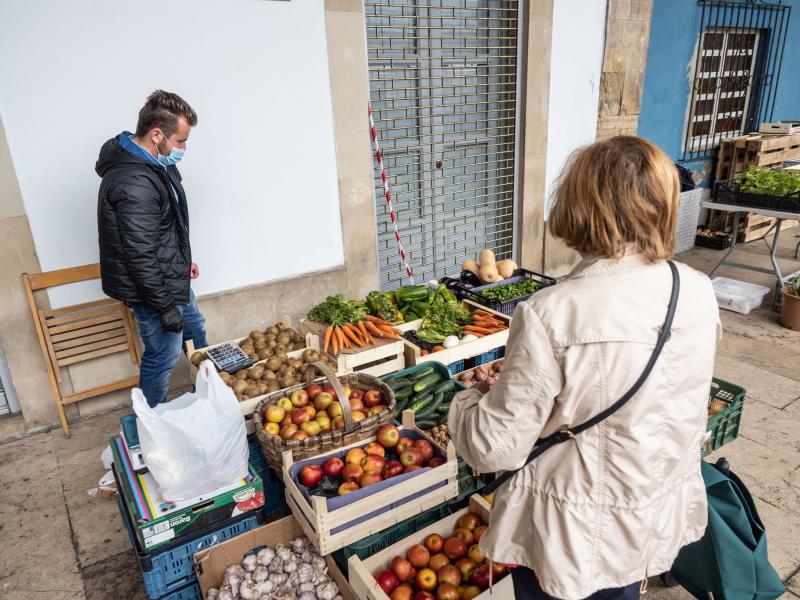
<box><xmin>391</xmin><ymin>557</ymin><xmax>414</xmax><ymax>582</ymax></box>
<box><xmin>457</xmin><ymin>513</ymin><xmax>482</xmax><ymax>532</ymax></box>
<box><xmin>460</xmin><ymin>585</ymin><xmax>481</xmax><ymax>600</ymax></box>
<box><xmin>352</xmin><ymin>410</ymin><xmax>366</xmax><ymax>423</ymax></box>
<box><xmin>279</xmin><ymin>424</ymin><xmax>298</xmax><ymax>439</ymax></box>
<box><xmin>349</xmin><ymin>389</ymin><xmax>365</xmax><ymax>402</ymax></box>
<box><xmin>322</xmin><ymin>457</ymin><xmax>344</xmax><ymax>478</ymax></box>
<box><xmin>396</xmin><ymin>437</ymin><xmax>414</xmax><ymax>454</ymax></box>
<box><xmin>364</xmin><ymin>388</ymin><xmax>384</xmax><ymax>407</ymax></box>
<box><xmin>362</xmin><ymin>454</ymin><xmax>386</xmax><ymax>474</ymax></box>
<box><xmin>332</xmin><ymin>416</ymin><xmax>345</xmax><ymax>429</ymax></box>
<box><xmin>292</xmin><ymin>430</ymin><xmax>308</xmax><ymax>441</ymax></box>
<box><xmin>407</xmin><ymin>544</ymin><xmax>430</xmax><ymax>568</ymax></box>
<box><xmin>399</xmin><ymin>448</ymin><xmax>424</xmax><ymax>468</ymax></box>
<box><xmin>306</xmin><ymin>383</ymin><xmax>323</xmax><ymax>400</ymax></box>
<box><xmin>377</xmin><ymin>424</ymin><xmax>400</xmax><ymax>448</ymax></box>
<box><xmin>413</xmin><ymin>592</ymin><xmax>434</xmax><ymax>600</ymax></box>
<box><xmin>470</xmin><ymin>564</ymin><xmax>491</xmax><ymax>590</ymax></box>
<box><xmin>455</xmin><ymin>558</ymin><xmax>476</xmax><ymax>582</ymax></box>
<box><xmin>360</xmin><ymin>472</ymin><xmax>382</xmax><ymax>487</ymax></box>
<box><xmin>444</xmin><ymin>537</ymin><xmax>467</xmax><ymax>560</ymax></box>
<box><xmin>437</xmin><ymin>565</ymin><xmax>461</xmax><ymax>588</ymax></box>
<box><xmin>424</xmin><ymin>533</ymin><xmax>444</xmax><ymax>554</ymax></box>
<box><xmin>490</xmin><ymin>561</ymin><xmax>507</xmax><ymax>578</ymax></box>
<box><xmin>346</xmin><ymin>448</ymin><xmax>367</xmax><ymax>465</ymax></box>
<box><xmin>290</xmin><ymin>389</ymin><xmax>309</xmax><ymax>408</ymax></box>
<box><xmin>291</xmin><ymin>408</ymin><xmax>310</xmax><ymax>426</ymax></box>
<box><xmin>314</xmin><ymin>391</ymin><xmax>333</xmax><ymax>411</ymax></box>
<box><xmin>473</xmin><ymin>525</ymin><xmax>488</xmax><ymax>543</ymax></box>
<box><xmin>368</xmin><ymin>406</ymin><xmax>386</xmax><ymax>417</ymax></box>
<box><xmin>337</xmin><ymin>481</ymin><xmax>359</xmax><ymax>495</ymax></box>
<box><xmin>426</xmin><ymin>457</ymin><xmax>445</xmax><ymax>469</ymax></box>
<box><xmin>467</xmin><ymin>544</ymin><xmax>484</xmax><ymax>564</ymax></box>
<box><xmin>415</xmin><ymin>568</ymin><xmax>437</xmax><ymax>591</ymax></box>
<box><xmin>303</xmin><ymin>405</ymin><xmax>317</xmax><ymax>420</ymax></box>
<box><xmin>349</xmin><ymin>397</ymin><xmax>365</xmax><ymax>413</ymax></box>
<box><xmin>435</xmin><ymin>582</ymin><xmax>459</xmax><ymax>600</ymax></box>
<box><xmin>342</xmin><ymin>464</ymin><xmax>364</xmax><ymax>483</ymax></box>
<box><xmin>376</xmin><ymin>569</ymin><xmax>399</xmax><ymax>594</ymax></box>
<box><xmin>428</xmin><ymin>553</ymin><xmax>449</xmax><ymax>573</ymax></box>
<box><xmin>280</xmin><ymin>414</ymin><xmax>293</xmax><ymax>428</ymax></box>
<box><xmin>321</xmin><ymin>384</ymin><xmax>337</xmax><ymax>399</ymax></box>
<box><xmin>404</xmin><ymin>465</ymin><xmax>422</xmax><ymax>473</ymax></box>
<box><xmin>452</xmin><ymin>528</ymin><xmax>474</xmax><ymax>546</ymax></box>
<box><xmin>414</xmin><ymin>439</ymin><xmax>434</xmax><ymax>463</ymax></box>
<box><xmin>299</xmin><ymin>464</ymin><xmax>323</xmax><ymax>488</ymax></box>
<box><xmin>364</xmin><ymin>442</ymin><xmax>386</xmax><ymax>458</ymax></box>
<box><xmin>382</xmin><ymin>460</ymin><xmax>403</xmax><ymax>479</ymax></box>
<box><xmin>391</xmin><ymin>585</ymin><xmax>414</xmax><ymax>600</ymax></box>
<box><xmin>300</xmin><ymin>420</ymin><xmax>321</xmax><ymax>436</ymax></box>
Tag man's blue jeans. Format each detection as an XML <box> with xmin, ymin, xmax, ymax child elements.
<box><xmin>130</xmin><ymin>289</ymin><xmax>208</xmax><ymax>407</ymax></box>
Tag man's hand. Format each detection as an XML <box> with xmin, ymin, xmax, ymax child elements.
<box><xmin>474</xmin><ymin>382</ymin><xmax>491</xmax><ymax>394</ymax></box>
<box><xmin>158</xmin><ymin>306</ymin><xmax>185</xmax><ymax>333</ymax></box>
<box><xmin>190</xmin><ymin>262</ymin><xmax>200</xmax><ymax>279</ymax></box>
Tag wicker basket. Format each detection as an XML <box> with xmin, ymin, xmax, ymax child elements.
<box><xmin>253</xmin><ymin>362</ymin><xmax>396</xmax><ymax>475</ymax></box>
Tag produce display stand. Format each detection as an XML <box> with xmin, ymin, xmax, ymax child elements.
<box><xmin>456</xmin><ymin>268</ymin><xmax>556</xmax><ymax>316</ymax></box>
<box><xmin>300</xmin><ymin>318</ymin><xmax>405</xmax><ymax>377</ymax></box>
<box><xmin>347</xmin><ymin>493</ymin><xmax>514</xmax><ymax>600</ymax></box>
<box><xmin>193</xmin><ymin>514</ymin><xmax>357</xmax><ymax>600</ymax></box>
<box><xmin>397</xmin><ymin>300</ymin><xmax>511</xmax><ymax>375</ymax></box>
<box><xmin>281</xmin><ymin>411</ymin><xmax>459</xmax><ymax>556</ymax></box>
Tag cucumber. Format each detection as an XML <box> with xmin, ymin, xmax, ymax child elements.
<box><xmin>436</xmin><ymin>403</ymin><xmax>451</xmax><ymax>414</ymax></box>
<box><xmin>410</xmin><ymin>367</ymin><xmax>435</xmax><ymax>382</ymax></box>
<box><xmin>417</xmin><ymin>392</ymin><xmax>446</xmax><ymax>419</ymax></box>
<box><xmin>389</xmin><ymin>378</ymin><xmax>413</xmax><ymax>391</ymax></box>
<box><xmin>429</xmin><ymin>380</ymin><xmax>456</xmax><ymax>395</ymax></box>
<box><xmin>395</xmin><ymin>395</ymin><xmax>411</xmax><ymax>414</ymax></box>
<box><xmin>416</xmin><ymin>419</ymin><xmax>437</xmax><ymax>429</ymax></box>
<box><xmin>410</xmin><ymin>393</ymin><xmax>434</xmax><ymax>412</ymax></box>
<box><xmin>413</xmin><ymin>373</ymin><xmax>442</xmax><ymax>393</ymax></box>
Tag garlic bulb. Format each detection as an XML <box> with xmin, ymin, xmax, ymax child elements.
<box><xmin>311</xmin><ymin>556</ymin><xmax>327</xmax><ymax>572</ymax></box>
<box><xmin>299</xmin><ymin>593</ymin><xmax>316</xmax><ymax>600</ymax></box>
<box><xmin>225</xmin><ymin>565</ymin><xmax>246</xmax><ymax>579</ymax></box>
<box><xmin>268</xmin><ymin>556</ymin><xmax>284</xmax><ymax>573</ymax></box>
<box><xmin>298</xmin><ymin>582</ymin><xmax>316</xmax><ymax>593</ymax></box>
<box><xmin>239</xmin><ymin>580</ymin><xmax>259</xmax><ymax>599</ymax></box>
<box><xmin>206</xmin><ymin>589</ymin><xmax>220</xmax><ymax>600</ymax></box>
<box><xmin>284</xmin><ymin>558</ymin><xmax>298</xmax><ymax>573</ymax></box>
<box><xmin>256</xmin><ymin>580</ymin><xmax>275</xmax><ymax>595</ymax></box>
<box><xmin>300</xmin><ymin>549</ymin><xmax>313</xmax><ymax>563</ymax></box>
<box><xmin>312</xmin><ymin>570</ymin><xmax>330</xmax><ymax>586</ymax></box>
<box><xmin>316</xmin><ymin>581</ymin><xmax>339</xmax><ymax>600</ymax></box>
<box><xmin>242</xmin><ymin>554</ymin><xmax>258</xmax><ymax>573</ymax></box>
<box><xmin>297</xmin><ymin>563</ymin><xmax>315</xmax><ymax>584</ymax></box>
<box><xmin>218</xmin><ymin>587</ymin><xmax>234</xmax><ymax>600</ymax></box>
<box><xmin>276</xmin><ymin>544</ymin><xmax>293</xmax><ymax>563</ymax></box>
<box><xmin>268</xmin><ymin>572</ymin><xmax>288</xmax><ymax>587</ymax></box>
<box><xmin>223</xmin><ymin>572</ymin><xmax>244</xmax><ymax>592</ymax></box>
<box><xmin>253</xmin><ymin>566</ymin><xmax>269</xmax><ymax>583</ymax></box>
<box><xmin>256</xmin><ymin>547</ymin><xmax>275</xmax><ymax>567</ymax></box>
<box><xmin>291</xmin><ymin>536</ymin><xmax>309</xmax><ymax>554</ymax></box>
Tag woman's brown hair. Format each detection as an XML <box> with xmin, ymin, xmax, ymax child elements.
<box><xmin>548</xmin><ymin>136</ymin><xmax>679</xmax><ymax>262</ymax></box>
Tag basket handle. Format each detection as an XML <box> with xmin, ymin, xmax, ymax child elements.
<box><xmin>304</xmin><ymin>361</ymin><xmax>353</xmax><ymax>430</ymax></box>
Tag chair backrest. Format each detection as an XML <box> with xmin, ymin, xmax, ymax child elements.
<box><xmin>23</xmin><ymin>264</ymin><xmax>140</xmax><ymax>382</ymax></box>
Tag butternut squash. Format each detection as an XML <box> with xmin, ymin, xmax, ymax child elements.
<box><xmin>461</xmin><ymin>259</ymin><xmax>480</xmax><ymax>277</ymax></box>
<box><xmin>478</xmin><ymin>249</ymin><xmax>496</xmax><ymax>267</ymax></box>
<box><xmin>496</xmin><ymin>259</ymin><xmax>518</xmax><ymax>279</ymax></box>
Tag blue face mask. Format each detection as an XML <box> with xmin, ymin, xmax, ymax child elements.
<box><xmin>157</xmin><ymin>131</ymin><xmax>185</xmax><ymax>166</ymax></box>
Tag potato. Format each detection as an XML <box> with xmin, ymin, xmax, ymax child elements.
<box><xmin>266</xmin><ymin>357</ymin><xmax>282</xmax><ymax>372</ymax></box>
<box><xmin>235</xmin><ymin>370</ymin><xmax>249</xmax><ymax>380</ymax></box>
<box><xmin>258</xmin><ymin>349</ymin><xmax>272</xmax><ymax>360</ymax></box>
<box><xmin>266</xmin><ymin>381</ymin><xmax>280</xmax><ymax>393</ymax></box>
<box><xmin>261</xmin><ymin>369</ymin><xmax>277</xmax><ymax>381</ymax></box>
<box><xmin>190</xmin><ymin>351</ymin><xmax>206</xmax><ymax>366</ymax></box>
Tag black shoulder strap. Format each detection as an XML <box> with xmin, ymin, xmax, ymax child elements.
<box><xmin>481</xmin><ymin>260</ymin><xmax>680</xmax><ymax>496</ymax></box>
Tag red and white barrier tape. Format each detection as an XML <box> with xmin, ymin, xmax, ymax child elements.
<box><xmin>368</xmin><ymin>102</ymin><xmax>415</xmax><ymax>284</ymax></box>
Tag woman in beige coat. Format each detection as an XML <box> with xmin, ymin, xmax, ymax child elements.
<box><xmin>449</xmin><ymin>137</ymin><xmax>720</xmax><ymax>600</ymax></box>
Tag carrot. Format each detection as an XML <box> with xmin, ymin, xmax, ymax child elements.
<box><xmin>365</xmin><ymin>321</ymin><xmax>386</xmax><ymax>338</ymax></box>
<box><xmin>331</xmin><ymin>330</ymin><xmax>339</xmax><ymax>355</ymax></box>
<box><xmin>363</xmin><ymin>315</ymin><xmax>384</xmax><ymax>324</ymax></box>
<box><xmin>473</xmin><ymin>309</ymin><xmax>495</xmax><ymax>318</ymax></box>
<box><xmin>433</xmin><ymin>345</ymin><xmax>444</xmax><ymax>352</ymax></box>
<box><xmin>464</xmin><ymin>325</ymin><xmax>498</xmax><ymax>335</ymax></box>
<box><xmin>323</xmin><ymin>325</ymin><xmax>333</xmax><ymax>354</ymax></box>
<box><xmin>357</xmin><ymin>320</ymin><xmax>372</xmax><ymax>344</ymax></box>
<box><xmin>472</xmin><ymin>319</ymin><xmax>505</xmax><ymax>328</ymax></box>
<box><xmin>343</xmin><ymin>325</ymin><xmax>364</xmax><ymax>347</ymax></box>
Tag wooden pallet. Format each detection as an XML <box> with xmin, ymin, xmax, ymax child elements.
<box><xmin>716</xmin><ymin>132</ymin><xmax>800</xmax><ymax>181</ymax></box>
<box><xmin>707</xmin><ymin>209</ymin><xmax>798</xmax><ymax>243</ymax></box>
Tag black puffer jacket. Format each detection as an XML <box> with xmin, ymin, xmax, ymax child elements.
<box><xmin>96</xmin><ymin>134</ymin><xmax>191</xmax><ymax>313</ymax></box>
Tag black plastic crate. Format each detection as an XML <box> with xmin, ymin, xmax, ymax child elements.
<box><xmin>456</xmin><ymin>268</ymin><xmax>556</xmax><ymax>316</ymax></box>
<box><xmin>695</xmin><ymin>230</ymin><xmax>733</xmax><ymax>250</ymax></box>
<box><xmin>714</xmin><ymin>179</ymin><xmax>800</xmax><ymax>214</ymax></box>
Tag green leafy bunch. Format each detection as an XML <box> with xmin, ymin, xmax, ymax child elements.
<box><xmin>308</xmin><ymin>294</ymin><xmax>365</xmax><ymax>327</ymax></box>
<box><xmin>738</xmin><ymin>166</ymin><xmax>800</xmax><ymax>197</ymax></box>
<box><xmin>479</xmin><ymin>279</ymin><xmax>541</xmax><ymax>302</ymax></box>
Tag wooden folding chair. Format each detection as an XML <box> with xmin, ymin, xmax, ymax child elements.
<box><xmin>22</xmin><ymin>263</ymin><xmax>142</xmax><ymax>437</ymax></box>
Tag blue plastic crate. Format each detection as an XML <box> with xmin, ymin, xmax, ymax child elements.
<box><xmin>471</xmin><ymin>347</ymin><xmax>504</xmax><ymax>367</ymax></box>
<box><xmin>447</xmin><ymin>360</ymin><xmax>466</xmax><ymax>376</ymax></box>
<box><xmin>248</xmin><ymin>435</ymin><xmax>287</xmax><ymax>520</ymax></box>
<box><xmin>114</xmin><ymin>469</ymin><xmax>264</xmax><ymax>600</ymax></box>
<box><xmin>160</xmin><ymin>581</ymin><xmax>201</xmax><ymax>600</ymax></box>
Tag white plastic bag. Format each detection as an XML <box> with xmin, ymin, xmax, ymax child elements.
<box><xmin>132</xmin><ymin>361</ymin><xmax>249</xmax><ymax>501</ymax></box>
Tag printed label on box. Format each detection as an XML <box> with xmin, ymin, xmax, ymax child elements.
<box><xmin>144</xmin><ymin>527</ymin><xmax>176</xmax><ymax>549</ymax></box>
<box><xmin>233</xmin><ymin>487</ymin><xmax>256</xmax><ymax>503</ymax></box>
<box><xmin>142</xmin><ymin>520</ymin><xmax>172</xmax><ymax>538</ymax></box>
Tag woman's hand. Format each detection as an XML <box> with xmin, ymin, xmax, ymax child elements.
<box><xmin>473</xmin><ymin>381</ymin><xmax>491</xmax><ymax>395</ymax></box>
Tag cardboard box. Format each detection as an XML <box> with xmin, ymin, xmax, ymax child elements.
<box><xmin>194</xmin><ymin>515</ymin><xmax>357</xmax><ymax>599</ymax></box>
<box><xmin>348</xmin><ymin>494</ymin><xmax>515</xmax><ymax>599</ymax></box>
<box><xmin>111</xmin><ymin>436</ymin><xmax>264</xmax><ymax>552</ymax></box>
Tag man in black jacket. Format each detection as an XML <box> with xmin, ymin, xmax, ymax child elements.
<box><xmin>96</xmin><ymin>90</ymin><xmax>208</xmax><ymax>406</ymax></box>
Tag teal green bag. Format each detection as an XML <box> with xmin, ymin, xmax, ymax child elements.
<box><xmin>672</xmin><ymin>460</ymin><xmax>784</xmax><ymax>600</ymax></box>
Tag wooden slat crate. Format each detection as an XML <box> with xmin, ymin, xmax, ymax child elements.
<box><xmin>707</xmin><ymin>209</ymin><xmax>797</xmax><ymax>243</ymax></box>
<box><xmin>716</xmin><ymin>132</ymin><xmax>800</xmax><ymax>181</ymax></box>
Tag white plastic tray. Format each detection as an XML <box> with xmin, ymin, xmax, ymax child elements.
<box><xmin>712</xmin><ymin>277</ymin><xmax>771</xmax><ymax>315</ymax></box>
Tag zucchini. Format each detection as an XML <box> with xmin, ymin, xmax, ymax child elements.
<box><xmin>410</xmin><ymin>367</ymin><xmax>435</xmax><ymax>381</ymax></box>
<box><xmin>413</xmin><ymin>373</ymin><xmax>442</xmax><ymax>393</ymax></box>
<box><xmin>410</xmin><ymin>393</ymin><xmax>434</xmax><ymax>412</ymax></box>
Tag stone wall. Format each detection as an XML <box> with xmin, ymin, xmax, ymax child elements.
<box><xmin>596</xmin><ymin>0</ymin><xmax>653</xmax><ymax>140</ymax></box>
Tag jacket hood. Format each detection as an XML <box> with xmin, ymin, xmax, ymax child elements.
<box><xmin>95</xmin><ymin>132</ymin><xmax>158</xmax><ymax>177</ymax></box>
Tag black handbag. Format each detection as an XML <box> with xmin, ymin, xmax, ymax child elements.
<box><xmin>482</xmin><ymin>260</ymin><xmax>680</xmax><ymax>495</ymax></box>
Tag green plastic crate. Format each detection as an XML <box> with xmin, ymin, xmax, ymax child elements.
<box><xmin>703</xmin><ymin>378</ymin><xmax>746</xmax><ymax>456</ymax></box>
<box><xmin>332</xmin><ymin>500</ymin><xmax>453</xmax><ymax>576</ymax></box>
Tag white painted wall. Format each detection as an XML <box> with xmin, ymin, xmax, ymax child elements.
<box><xmin>544</xmin><ymin>0</ymin><xmax>607</xmax><ymax>217</ymax></box>
<box><xmin>0</xmin><ymin>0</ymin><xmax>344</xmax><ymax>307</ymax></box>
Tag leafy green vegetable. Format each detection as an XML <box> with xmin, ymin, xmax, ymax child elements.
<box><xmin>308</xmin><ymin>295</ymin><xmax>366</xmax><ymax>327</ymax></box>
<box><xmin>738</xmin><ymin>166</ymin><xmax>800</xmax><ymax>197</ymax></box>
<box><xmin>478</xmin><ymin>279</ymin><xmax>541</xmax><ymax>302</ymax></box>
<box><xmin>417</xmin><ymin>301</ymin><xmax>471</xmax><ymax>341</ymax></box>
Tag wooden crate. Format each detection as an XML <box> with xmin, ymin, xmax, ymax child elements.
<box><xmin>300</xmin><ymin>319</ymin><xmax>405</xmax><ymax>378</ymax></box>
<box><xmin>716</xmin><ymin>132</ymin><xmax>800</xmax><ymax>181</ymax></box>
<box><xmin>194</xmin><ymin>514</ymin><xmax>357</xmax><ymax>600</ymax></box>
<box><xmin>281</xmin><ymin>415</ymin><xmax>459</xmax><ymax>556</ymax></box>
<box><xmin>347</xmin><ymin>493</ymin><xmax>515</xmax><ymax>600</ymax></box>
<box><xmin>707</xmin><ymin>210</ymin><xmax>798</xmax><ymax>243</ymax></box>
<box><xmin>758</xmin><ymin>121</ymin><xmax>800</xmax><ymax>135</ymax></box>
<box><xmin>397</xmin><ymin>300</ymin><xmax>511</xmax><ymax>369</ymax></box>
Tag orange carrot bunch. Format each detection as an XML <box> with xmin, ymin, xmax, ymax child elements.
<box><xmin>462</xmin><ymin>309</ymin><xmax>508</xmax><ymax>338</ymax></box>
<box><xmin>322</xmin><ymin>316</ymin><xmax>403</xmax><ymax>355</ymax></box>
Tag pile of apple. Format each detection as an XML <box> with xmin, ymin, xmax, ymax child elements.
<box><xmin>262</xmin><ymin>382</ymin><xmax>390</xmax><ymax>442</ymax></box>
<box><xmin>374</xmin><ymin>512</ymin><xmax>509</xmax><ymax>600</ymax></box>
<box><xmin>298</xmin><ymin>424</ymin><xmax>445</xmax><ymax>496</ymax></box>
